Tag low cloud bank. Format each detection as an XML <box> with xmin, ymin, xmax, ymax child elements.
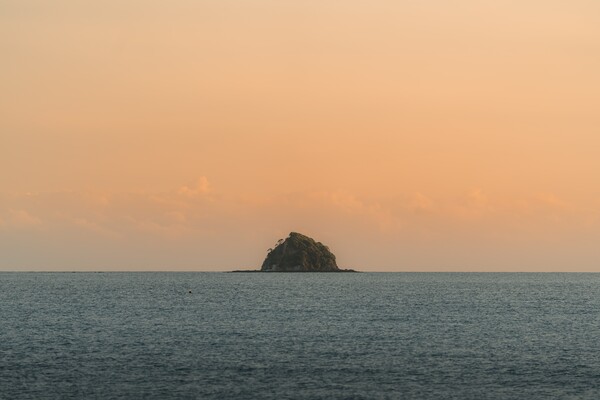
<box><xmin>1</xmin><ymin>179</ymin><xmax>598</xmax><ymax>271</ymax></box>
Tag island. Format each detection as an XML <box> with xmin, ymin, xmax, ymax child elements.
<box><xmin>232</xmin><ymin>232</ymin><xmax>357</xmax><ymax>272</ymax></box>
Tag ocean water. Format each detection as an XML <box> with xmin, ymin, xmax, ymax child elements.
<box><xmin>2</xmin><ymin>272</ymin><xmax>600</xmax><ymax>399</ymax></box>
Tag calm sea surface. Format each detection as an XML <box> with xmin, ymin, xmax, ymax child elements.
<box><xmin>2</xmin><ymin>272</ymin><xmax>600</xmax><ymax>399</ymax></box>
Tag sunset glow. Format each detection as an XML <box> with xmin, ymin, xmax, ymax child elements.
<box><xmin>2</xmin><ymin>1</ymin><xmax>599</xmax><ymax>270</ymax></box>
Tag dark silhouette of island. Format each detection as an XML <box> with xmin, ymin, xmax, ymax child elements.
<box><xmin>232</xmin><ymin>232</ymin><xmax>356</xmax><ymax>272</ymax></box>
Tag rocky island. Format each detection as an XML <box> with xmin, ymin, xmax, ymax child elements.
<box><xmin>233</xmin><ymin>232</ymin><xmax>356</xmax><ymax>272</ymax></box>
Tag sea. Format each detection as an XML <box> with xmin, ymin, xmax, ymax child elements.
<box><xmin>2</xmin><ymin>272</ymin><xmax>600</xmax><ymax>399</ymax></box>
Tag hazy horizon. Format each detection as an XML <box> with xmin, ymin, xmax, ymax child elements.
<box><xmin>2</xmin><ymin>1</ymin><xmax>600</xmax><ymax>271</ymax></box>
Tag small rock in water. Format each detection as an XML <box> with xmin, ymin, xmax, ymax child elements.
<box><xmin>261</xmin><ymin>232</ymin><xmax>344</xmax><ymax>272</ymax></box>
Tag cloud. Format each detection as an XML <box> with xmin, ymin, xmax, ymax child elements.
<box><xmin>0</xmin><ymin>184</ymin><xmax>592</xmax><ymax>240</ymax></box>
<box><xmin>1</xmin><ymin>181</ymin><xmax>599</xmax><ymax>270</ymax></box>
<box><xmin>164</xmin><ymin>211</ymin><xmax>186</xmax><ymax>223</ymax></box>
<box><xmin>72</xmin><ymin>217</ymin><xmax>121</xmax><ymax>239</ymax></box>
<box><xmin>409</xmin><ymin>192</ymin><xmax>434</xmax><ymax>214</ymax></box>
<box><xmin>466</xmin><ymin>188</ymin><xmax>489</xmax><ymax>208</ymax></box>
<box><xmin>533</xmin><ymin>193</ymin><xmax>569</xmax><ymax>210</ymax></box>
<box><xmin>133</xmin><ymin>219</ymin><xmax>192</xmax><ymax>239</ymax></box>
<box><xmin>447</xmin><ymin>188</ymin><xmax>494</xmax><ymax>219</ymax></box>
<box><xmin>7</xmin><ymin>209</ymin><xmax>42</xmax><ymax>229</ymax></box>
<box><xmin>177</xmin><ymin>176</ymin><xmax>211</xmax><ymax>197</ymax></box>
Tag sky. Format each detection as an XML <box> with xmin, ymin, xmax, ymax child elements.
<box><xmin>2</xmin><ymin>0</ymin><xmax>600</xmax><ymax>271</ymax></box>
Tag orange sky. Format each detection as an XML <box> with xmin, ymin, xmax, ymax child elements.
<box><xmin>2</xmin><ymin>1</ymin><xmax>600</xmax><ymax>270</ymax></box>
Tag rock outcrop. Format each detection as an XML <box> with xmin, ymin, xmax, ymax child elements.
<box><xmin>260</xmin><ymin>232</ymin><xmax>351</xmax><ymax>272</ymax></box>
